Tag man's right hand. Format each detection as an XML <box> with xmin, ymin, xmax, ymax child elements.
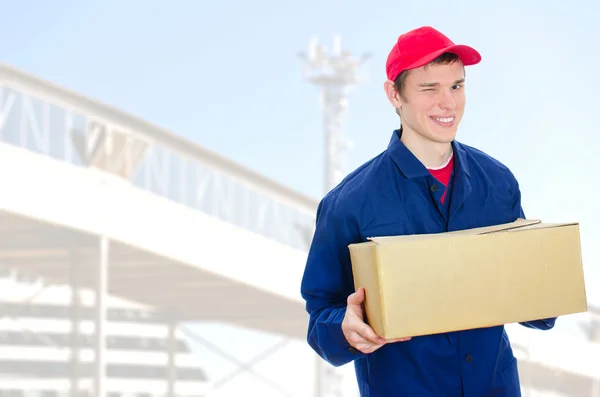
<box><xmin>342</xmin><ymin>287</ymin><xmax>411</xmax><ymax>354</ymax></box>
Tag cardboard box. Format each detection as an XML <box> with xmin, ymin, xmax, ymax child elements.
<box><xmin>348</xmin><ymin>219</ymin><xmax>588</xmax><ymax>339</ymax></box>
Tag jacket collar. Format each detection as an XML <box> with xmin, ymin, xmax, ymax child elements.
<box><xmin>387</xmin><ymin>128</ymin><xmax>471</xmax><ymax>179</ymax></box>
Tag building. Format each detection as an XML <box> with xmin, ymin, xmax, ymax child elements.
<box><xmin>0</xmin><ymin>63</ymin><xmax>316</xmax><ymax>397</ymax></box>
<box><xmin>0</xmin><ymin>270</ymin><xmax>207</xmax><ymax>397</ymax></box>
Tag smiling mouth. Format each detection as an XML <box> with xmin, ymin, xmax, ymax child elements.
<box><xmin>431</xmin><ymin>116</ymin><xmax>455</xmax><ymax>127</ymax></box>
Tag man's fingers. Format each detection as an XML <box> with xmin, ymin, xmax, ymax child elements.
<box><xmin>357</xmin><ymin>323</ymin><xmax>385</xmax><ymax>345</ymax></box>
<box><xmin>348</xmin><ymin>333</ymin><xmax>384</xmax><ymax>353</ymax></box>
<box><xmin>347</xmin><ymin>287</ymin><xmax>365</xmax><ymax>306</ymax></box>
<box><xmin>354</xmin><ymin>342</ymin><xmax>382</xmax><ymax>354</ymax></box>
<box><xmin>347</xmin><ymin>330</ymin><xmax>412</xmax><ymax>354</ymax></box>
<box><xmin>347</xmin><ymin>324</ymin><xmax>384</xmax><ymax>346</ymax></box>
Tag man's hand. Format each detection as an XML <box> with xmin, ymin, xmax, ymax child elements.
<box><xmin>342</xmin><ymin>287</ymin><xmax>411</xmax><ymax>354</ymax></box>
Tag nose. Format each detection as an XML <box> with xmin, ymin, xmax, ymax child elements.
<box><xmin>439</xmin><ymin>90</ymin><xmax>456</xmax><ymax>111</ymax></box>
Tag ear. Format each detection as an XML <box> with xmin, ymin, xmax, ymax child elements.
<box><xmin>384</xmin><ymin>79</ymin><xmax>403</xmax><ymax>110</ymax></box>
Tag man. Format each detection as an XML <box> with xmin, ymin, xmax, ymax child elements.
<box><xmin>300</xmin><ymin>26</ymin><xmax>556</xmax><ymax>396</ymax></box>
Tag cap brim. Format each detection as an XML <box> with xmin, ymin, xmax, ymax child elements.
<box><xmin>406</xmin><ymin>44</ymin><xmax>482</xmax><ymax>70</ymax></box>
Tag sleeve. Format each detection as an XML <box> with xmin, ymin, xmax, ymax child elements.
<box><xmin>300</xmin><ymin>192</ymin><xmax>367</xmax><ymax>367</ymax></box>
<box><xmin>509</xmin><ymin>174</ymin><xmax>557</xmax><ymax>331</ymax></box>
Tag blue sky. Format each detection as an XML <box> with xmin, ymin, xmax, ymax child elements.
<box><xmin>1</xmin><ymin>1</ymin><xmax>599</xmax><ymax>394</ymax></box>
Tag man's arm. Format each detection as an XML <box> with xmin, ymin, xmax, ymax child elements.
<box><xmin>509</xmin><ymin>174</ymin><xmax>557</xmax><ymax>331</ymax></box>
<box><xmin>300</xmin><ymin>192</ymin><xmax>367</xmax><ymax>367</ymax></box>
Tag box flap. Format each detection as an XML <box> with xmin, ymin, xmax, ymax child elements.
<box><xmin>502</xmin><ymin>221</ymin><xmax>579</xmax><ymax>232</ymax></box>
<box><xmin>474</xmin><ymin>218</ymin><xmax>541</xmax><ymax>235</ymax></box>
<box><xmin>366</xmin><ymin>219</ymin><xmax>541</xmax><ymax>245</ymax></box>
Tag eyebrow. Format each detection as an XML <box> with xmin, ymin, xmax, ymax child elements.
<box><xmin>419</xmin><ymin>78</ymin><xmax>465</xmax><ymax>88</ymax></box>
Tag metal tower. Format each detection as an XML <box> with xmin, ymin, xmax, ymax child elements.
<box><xmin>299</xmin><ymin>35</ymin><xmax>370</xmax><ymax>194</ymax></box>
<box><xmin>299</xmin><ymin>35</ymin><xmax>370</xmax><ymax>397</ymax></box>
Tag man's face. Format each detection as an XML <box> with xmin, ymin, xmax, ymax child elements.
<box><xmin>390</xmin><ymin>61</ymin><xmax>466</xmax><ymax>145</ymax></box>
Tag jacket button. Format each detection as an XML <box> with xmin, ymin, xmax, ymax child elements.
<box><xmin>465</xmin><ymin>354</ymin><xmax>473</xmax><ymax>363</ymax></box>
<box><xmin>430</xmin><ymin>185</ymin><xmax>438</xmax><ymax>192</ymax></box>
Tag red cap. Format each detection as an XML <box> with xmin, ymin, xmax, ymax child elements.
<box><xmin>386</xmin><ymin>26</ymin><xmax>482</xmax><ymax>81</ymax></box>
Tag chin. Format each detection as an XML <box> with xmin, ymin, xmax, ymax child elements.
<box><xmin>427</xmin><ymin>122</ymin><xmax>459</xmax><ymax>142</ymax></box>
<box><xmin>430</xmin><ymin>129</ymin><xmax>457</xmax><ymax>144</ymax></box>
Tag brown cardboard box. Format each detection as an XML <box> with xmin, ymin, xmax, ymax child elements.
<box><xmin>348</xmin><ymin>218</ymin><xmax>588</xmax><ymax>339</ymax></box>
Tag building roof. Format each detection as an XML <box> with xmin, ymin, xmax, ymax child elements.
<box><xmin>0</xmin><ymin>63</ymin><xmax>319</xmax><ymax>212</ymax></box>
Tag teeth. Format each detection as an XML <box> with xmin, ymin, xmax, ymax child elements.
<box><xmin>434</xmin><ymin>117</ymin><xmax>454</xmax><ymax>123</ymax></box>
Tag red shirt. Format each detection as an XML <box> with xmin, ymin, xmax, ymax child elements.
<box><xmin>428</xmin><ymin>154</ymin><xmax>454</xmax><ymax>204</ymax></box>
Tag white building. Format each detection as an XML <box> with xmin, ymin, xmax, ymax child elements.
<box><xmin>0</xmin><ymin>272</ymin><xmax>207</xmax><ymax>397</ymax></box>
<box><xmin>0</xmin><ymin>63</ymin><xmax>316</xmax><ymax>397</ymax></box>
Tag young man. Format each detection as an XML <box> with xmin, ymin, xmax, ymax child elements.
<box><xmin>300</xmin><ymin>26</ymin><xmax>556</xmax><ymax>396</ymax></box>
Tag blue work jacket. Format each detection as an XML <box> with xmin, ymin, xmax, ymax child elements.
<box><xmin>300</xmin><ymin>129</ymin><xmax>556</xmax><ymax>397</ymax></box>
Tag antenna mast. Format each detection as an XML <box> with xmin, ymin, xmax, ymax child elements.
<box><xmin>299</xmin><ymin>35</ymin><xmax>370</xmax><ymax>194</ymax></box>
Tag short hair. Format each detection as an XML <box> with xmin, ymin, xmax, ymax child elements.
<box><xmin>393</xmin><ymin>52</ymin><xmax>462</xmax><ymax>115</ymax></box>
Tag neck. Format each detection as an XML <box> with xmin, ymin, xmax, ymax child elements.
<box><xmin>400</xmin><ymin>127</ymin><xmax>453</xmax><ymax>169</ymax></box>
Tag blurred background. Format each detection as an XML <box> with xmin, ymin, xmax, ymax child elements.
<box><xmin>0</xmin><ymin>0</ymin><xmax>598</xmax><ymax>396</ymax></box>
